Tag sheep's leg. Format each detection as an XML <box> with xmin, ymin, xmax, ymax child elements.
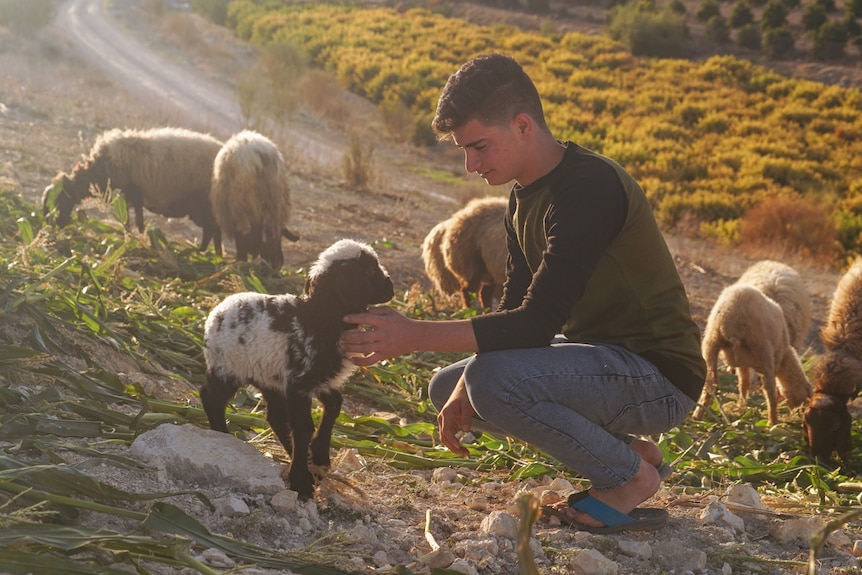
<box><xmin>479</xmin><ymin>284</ymin><xmax>496</xmax><ymax>310</ymax></box>
<box><xmin>761</xmin><ymin>371</ymin><xmax>779</xmax><ymax>426</ymax></box>
<box><xmin>309</xmin><ymin>389</ymin><xmax>342</xmax><ymax>469</ymax></box>
<box><xmin>736</xmin><ymin>367</ymin><xmax>751</xmax><ymax>404</ymax></box>
<box><xmin>692</xmin><ymin>342</ymin><xmax>721</xmax><ymax>420</ymax></box>
<box><xmin>260</xmin><ymin>389</ymin><xmax>294</xmax><ymax>458</ymax></box>
<box><xmin>199</xmin><ymin>370</ymin><xmax>241</xmax><ymax>433</ymax></box>
<box><xmin>282</xmin><ymin>391</ymin><xmax>316</xmax><ymax>499</ymax></box>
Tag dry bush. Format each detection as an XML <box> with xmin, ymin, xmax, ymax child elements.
<box><xmin>298</xmin><ymin>70</ymin><xmax>351</xmax><ymax>127</ymax></box>
<box><xmin>343</xmin><ymin>132</ymin><xmax>375</xmax><ymax>191</ymax></box>
<box><xmin>739</xmin><ymin>195</ymin><xmax>839</xmax><ymax>265</ymax></box>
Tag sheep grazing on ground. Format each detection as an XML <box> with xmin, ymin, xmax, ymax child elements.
<box><xmin>732</xmin><ymin>260</ymin><xmax>812</xmax><ymax>401</ymax></box>
<box><xmin>201</xmin><ymin>239</ymin><xmax>394</xmax><ymax>499</ymax></box>
<box><xmin>421</xmin><ymin>196</ymin><xmax>508</xmax><ymax>310</ymax></box>
<box><xmin>693</xmin><ymin>283</ymin><xmax>813</xmax><ymax>426</ymax></box>
<box><xmin>210</xmin><ymin>130</ymin><xmax>299</xmax><ymax>269</ymax></box>
<box><xmin>43</xmin><ymin>127</ymin><xmax>223</xmax><ymax>254</ymax></box>
<box><xmin>737</xmin><ymin>260</ymin><xmax>811</xmax><ymax>352</ymax></box>
<box><xmin>804</xmin><ymin>259</ymin><xmax>862</xmax><ymax>463</ymax></box>
<box><xmin>421</xmin><ymin>219</ymin><xmax>462</xmax><ymax>302</ymax></box>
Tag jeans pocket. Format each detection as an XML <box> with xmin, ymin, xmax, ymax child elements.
<box><xmin>606</xmin><ymin>393</ymin><xmax>689</xmax><ymax>436</ymax></box>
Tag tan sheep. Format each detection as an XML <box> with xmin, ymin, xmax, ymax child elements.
<box><xmin>693</xmin><ymin>283</ymin><xmax>813</xmax><ymax>426</ymax></box>
<box><xmin>423</xmin><ymin>197</ymin><xmax>508</xmax><ymax>308</ymax></box>
<box><xmin>804</xmin><ymin>258</ymin><xmax>862</xmax><ymax>462</ymax></box>
<box><xmin>211</xmin><ymin>130</ymin><xmax>299</xmax><ymax>269</ymax></box>
<box><xmin>421</xmin><ymin>219</ymin><xmax>461</xmax><ymax>300</ymax></box>
<box><xmin>732</xmin><ymin>260</ymin><xmax>812</xmax><ymax>402</ymax></box>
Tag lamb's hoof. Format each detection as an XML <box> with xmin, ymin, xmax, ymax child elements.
<box><xmin>309</xmin><ymin>463</ymin><xmax>330</xmax><ymax>485</ymax></box>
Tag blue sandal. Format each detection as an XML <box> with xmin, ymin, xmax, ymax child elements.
<box><xmin>542</xmin><ymin>491</ymin><xmax>669</xmax><ymax>534</ymax></box>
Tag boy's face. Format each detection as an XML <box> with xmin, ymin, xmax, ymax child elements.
<box><xmin>451</xmin><ymin>117</ymin><xmax>526</xmax><ymax>186</ymax></box>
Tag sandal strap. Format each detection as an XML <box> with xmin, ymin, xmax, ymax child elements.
<box><xmin>567</xmin><ymin>492</ymin><xmax>633</xmax><ymax>527</ymax></box>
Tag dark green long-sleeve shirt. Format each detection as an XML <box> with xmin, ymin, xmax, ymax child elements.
<box><xmin>471</xmin><ymin>142</ymin><xmax>705</xmax><ymax>400</ymax></box>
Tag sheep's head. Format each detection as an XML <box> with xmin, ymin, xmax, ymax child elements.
<box><xmin>305</xmin><ymin>239</ymin><xmax>394</xmax><ymax>313</ymax></box>
<box><xmin>43</xmin><ymin>162</ymin><xmax>98</xmax><ymax>227</ymax></box>
<box><xmin>812</xmin><ymin>349</ymin><xmax>862</xmax><ymax>398</ymax></box>
<box><xmin>803</xmin><ymin>391</ymin><xmax>853</xmax><ymax>464</ymax></box>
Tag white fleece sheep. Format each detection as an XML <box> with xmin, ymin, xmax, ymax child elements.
<box><xmin>731</xmin><ymin>260</ymin><xmax>812</xmax><ymax>401</ymax></box>
<box><xmin>210</xmin><ymin>130</ymin><xmax>299</xmax><ymax>269</ymax></box>
<box><xmin>737</xmin><ymin>260</ymin><xmax>811</xmax><ymax>352</ymax></box>
<box><xmin>43</xmin><ymin>127</ymin><xmax>223</xmax><ymax>254</ymax></box>
<box><xmin>421</xmin><ymin>196</ymin><xmax>507</xmax><ymax>310</ymax></box>
<box><xmin>201</xmin><ymin>239</ymin><xmax>394</xmax><ymax>499</ymax></box>
<box><xmin>693</xmin><ymin>283</ymin><xmax>813</xmax><ymax>426</ymax></box>
<box><xmin>804</xmin><ymin>258</ymin><xmax>862</xmax><ymax>462</ymax></box>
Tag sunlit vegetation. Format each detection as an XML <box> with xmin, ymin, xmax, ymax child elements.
<box><xmin>3</xmin><ymin>173</ymin><xmax>862</xmax><ymax>569</ymax></box>
<box><xmin>224</xmin><ymin>2</ymin><xmax>862</xmax><ymax>263</ymax></box>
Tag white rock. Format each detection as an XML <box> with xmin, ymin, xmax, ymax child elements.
<box><xmin>722</xmin><ymin>561</ymin><xmax>733</xmax><ymax>574</ymax></box>
<box><xmin>548</xmin><ymin>477</ymin><xmax>575</xmax><ymax>493</ymax></box>
<box><xmin>213</xmin><ymin>495</ymin><xmax>249</xmax><ymax>517</ymax></box>
<box><xmin>654</xmin><ymin>541</ymin><xmax>707</xmax><ymax>571</ymax></box>
<box><xmin>725</xmin><ymin>483</ymin><xmax>764</xmax><ymax>509</ymax></box>
<box><xmin>771</xmin><ymin>516</ymin><xmax>825</xmax><ymax>545</ymax></box>
<box><xmin>417</xmin><ymin>548</ymin><xmax>455</xmax><ymax>569</ymax></box>
<box><xmin>129</xmin><ymin>423</ymin><xmax>284</xmax><ymax>494</ymax></box>
<box><xmin>447</xmin><ymin>558</ymin><xmax>479</xmax><ymax>575</ymax></box>
<box><xmin>479</xmin><ymin>510</ymin><xmax>519</xmax><ymax>540</ymax></box>
<box><xmin>432</xmin><ymin>467</ymin><xmax>458</xmax><ymax>483</ymax></box>
<box><xmin>200</xmin><ymin>548</ymin><xmax>235</xmax><ymax>567</ymax></box>
<box><xmin>270</xmin><ymin>489</ymin><xmax>299</xmax><ymax>512</ymax></box>
<box><xmin>372</xmin><ymin>550</ymin><xmax>389</xmax><ymax>567</ymax></box>
<box><xmin>617</xmin><ymin>539</ymin><xmax>652</xmax><ymax>560</ymax></box>
<box><xmin>700</xmin><ymin>501</ymin><xmax>746</xmax><ymax>533</ymax></box>
<box><xmin>571</xmin><ymin>548</ymin><xmax>619</xmax><ymax>575</ymax></box>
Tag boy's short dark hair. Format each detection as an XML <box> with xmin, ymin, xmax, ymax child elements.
<box><xmin>432</xmin><ymin>53</ymin><xmax>547</xmax><ymax>140</ymax></box>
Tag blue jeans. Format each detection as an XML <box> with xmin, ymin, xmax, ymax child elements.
<box><xmin>428</xmin><ymin>341</ymin><xmax>695</xmax><ymax>491</ymax></box>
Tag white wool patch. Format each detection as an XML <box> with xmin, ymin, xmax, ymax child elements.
<box><xmin>308</xmin><ymin>239</ymin><xmax>376</xmax><ymax>279</ymax></box>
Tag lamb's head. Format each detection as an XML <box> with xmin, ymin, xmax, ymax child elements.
<box><xmin>803</xmin><ymin>391</ymin><xmax>853</xmax><ymax>464</ymax></box>
<box><xmin>813</xmin><ymin>349</ymin><xmax>862</xmax><ymax>398</ymax></box>
<box><xmin>304</xmin><ymin>239</ymin><xmax>394</xmax><ymax>313</ymax></box>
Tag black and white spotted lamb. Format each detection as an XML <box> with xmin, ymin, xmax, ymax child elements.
<box><xmin>202</xmin><ymin>239</ymin><xmax>394</xmax><ymax>499</ymax></box>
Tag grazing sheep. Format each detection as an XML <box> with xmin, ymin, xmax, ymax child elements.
<box><xmin>737</xmin><ymin>260</ymin><xmax>811</xmax><ymax>352</ymax></box>
<box><xmin>210</xmin><ymin>130</ymin><xmax>299</xmax><ymax>269</ymax></box>
<box><xmin>693</xmin><ymin>283</ymin><xmax>813</xmax><ymax>426</ymax></box>
<box><xmin>201</xmin><ymin>239</ymin><xmax>394</xmax><ymax>499</ymax></box>
<box><xmin>43</xmin><ymin>127</ymin><xmax>223</xmax><ymax>254</ymax></box>
<box><xmin>423</xmin><ymin>196</ymin><xmax>507</xmax><ymax>309</ymax></box>
<box><xmin>804</xmin><ymin>259</ymin><xmax>862</xmax><ymax>463</ymax></box>
<box><xmin>421</xmin><ymin>219</ymin><xmax>462</xmax><ymax>301</ymax></box>
<box><xmin>733</xmin><ymin>260</ymin><xmax>812</xmax><ymax>401</ymax></box>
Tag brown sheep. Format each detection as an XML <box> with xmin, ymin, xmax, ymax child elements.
<box><xmin>43</xmin><ymin>127</ymin><xmax>223</xmax><ymax>254</ymax></box>
<box><xmin>804</xmin><ymin>258</ymin><xmax>862</xmax><ymax>463</ymax></box>
<box><xmin>421</xmin><ymin>219</ymin><xmax>461</xmax><ymax>300</ymax></box>
<box><xmin>694</xmin><ymin>283</ymin><xmax>813</xmax><ymax>426</ymax></box>
<box><xmin>436</xmin><ymin>196</ymin><xmax>508</xmax><ymax>310</ymax></box>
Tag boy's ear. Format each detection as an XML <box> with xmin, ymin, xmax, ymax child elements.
<box><xmin>513</xmin><ymin>113</ymin><xmax>532</xmax><ymax>137</ymax></box>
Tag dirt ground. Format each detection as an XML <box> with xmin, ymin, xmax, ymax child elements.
<box><xmin>1</xmin><ymin>2</ymin><xmax>861</xmax><ymax>574</ymax></box>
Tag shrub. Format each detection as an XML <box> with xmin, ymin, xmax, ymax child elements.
<box><xmin>343</xmin><ymin>132</ymin><xmax>376</xmax><ymax>191</ymax></box>
<box><xmin>669</xmin><ymin>0</ymin><xmax>688</xmax><ymax>15</ymax></box>
<box><xmin>696</xmin><ymin>0</ymin><xmax>722</xmax><ymax>22</ymax></box>
<box><xmin>813</xmin><ymin>20</ymin><xmax>849</xmax><ymax>59</ymax></box>
<box><xmin>607</xmin><ymin>3</ymin><xmax>690</xmax><ymax>58</ymax></box>
<box><xmin>191</xmin><ymin>0</ymin><xmax>229</xmax><ymax>25</ymax></box>
<box><xmin>706</xmin><ymin>15</ymin><xmax>732</xmax><ymax>44</ymax></box>
<box><xmin>760</xmin><ymin>0</ymin><xmax>788</xmax><ymax>30</ymax></box>
<box><xmin>814</xmin><ymin>0</ymin><xmax>838</xmax><ymax>13</ymax></box>
<box><xmin>802</xmin><ymin>3</ymin><xmax>828</xmax><ymax>31</ymax></box>
<box><xmin>729</xmin><ymin>0</ymin><xmax>754</xmax><ymax>28</ymax></box>
<box><xmin>737</xmin><ymin>23</ymin><xmax>762</xmax><ymax>49</ymax></box>
<box><xmin>763</xmin><ymin>26</ymin><xmax>795</xmax><ymax>58</ymax></box>
<box><xmin>848</xmin><ymin>0</ymin><xmax>862</xmax><ymax>18</ymax></box>
<box><xmin>739</xmin><ymin>196</ymin><xmax>839</xmax><ymax>263</ymax></box>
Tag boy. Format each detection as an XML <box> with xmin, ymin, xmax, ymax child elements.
<box><xmin>341</xmin><ymin>53</ymin><xmax>704</xmax><ymax>533</ymax></box>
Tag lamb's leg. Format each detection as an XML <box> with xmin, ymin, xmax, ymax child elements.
<box><xmin>309</xmin><ymin>389</ymin><xmax>342</xmax><ymax>469</ymax></box>
<box><xmin>281</xmin><ymin>390</ymin><xmax>316</xmax><ymax>500</ymax></box>
<box><xmin>199</xmin><ymin>370</ymin><xmax>241</xmax><ymax>433</ymax></box>
<box><xmin>692</xmin><ymin>341</ymin><xmax>720</xmax><ymax>421</ymax></box>
<box><xmin>737</xmin><ymin>367</ymin><xmax>752</xmax><ymax>404</ymax></box>
<box><xmin>479</xmin><ymin>284</ymin><xmax>496</xmax><ymax>310</ymax></box>
<box><xmin>260</xmin><ymin>389</ymin><xmax>294</xmax><ymax>458</ymax></box>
